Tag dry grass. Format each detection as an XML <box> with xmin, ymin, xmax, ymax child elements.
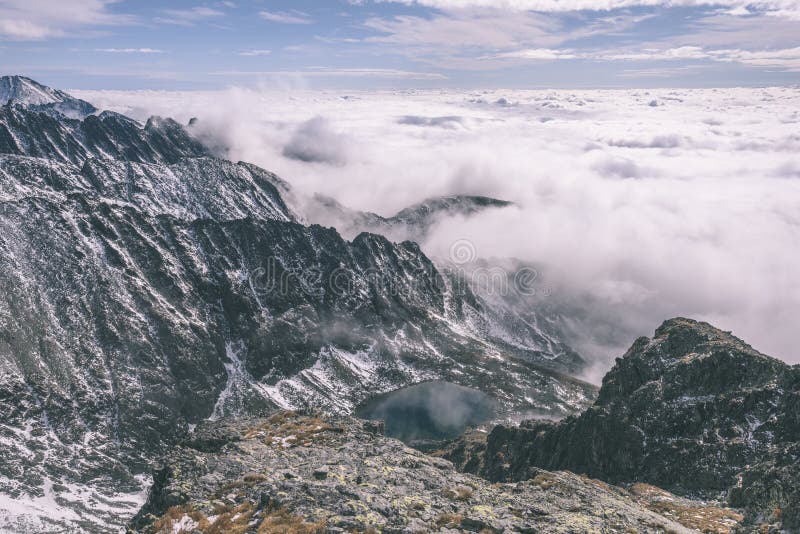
<box><xmin>244</xmin><ymin>411</ymin><xmax>339</xmax><ymax>448</ymax></box>
<box><xmin>151</xmin><ymin>505</ymin><xmax>195</xmax><ymax>533</ymax></box>
<box><xmin>435</xmin><ymin>513</ymin><xmax>463</xmax><ymax>528</ymax></box>
<box><xmin>244</xmin><ymin>473</ymin><xmax>268</xmax><ymax>483</ymax></box>
<box><xmin>441</xmin><ymin>485</ymin><xmax>474</xmax><ymax>501</ymax></box>
<box><xmin>646</xmin><ymin>501</ymin><xmax>744</xmax><ymax>534</ymax></box>
<box><xmin>151</xmin><ymin>502</ymin><xmax>325</xmax><ymax>534</ymax></box>
<box><xmin>531</xmin><ymin>472</ymin><xmax>558</xmax><ymax>490</ymax></box>
<box><xmin>257</xmin><ymin>506</ymin><xmax>326</xmax><ymax>533</ymax></box>
<box><xmin>629</xmin><ymin>483</ymin><xmax>744</xmax><ymax>534</ymax></box>
<box><xmin>203</xmin><ymin>503</ymin><xmax>255</xmax><ymax>534</ymax></box>
<box><xmin>152</xmin><ymin>505</ymin><xmax>231</xmax><ymax>534</ymax></box>
<box><xmin>456</xmin><ymin>486</ymin><xmax>474</xmax><ymax>501</ymax></box>
<box><xmin>216</xmin><ymin>473</ymin><xmax>268</xmax><ymax>498</ymax></box>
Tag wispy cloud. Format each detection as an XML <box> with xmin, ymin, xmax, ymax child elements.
<box><xmin>361</xmin><ymin>9</ymin><xmax>648</xmax><ymax>69</ymax></box>
<box><xmin>212</xmin><ymin>67</ymin><xmax>447</xmax><ymax>79</ymax></box>
<box><xmin>369</xmin><ymin>0</ymin><xmax>800</xmax><ymax>19</ymax></box>
<box><xmin>156</xmin><ymin>7</ymin><xmax>224</xmax><ymax>26</ymax></box>
<box><xmin>489</xmin><ymin>44</ymin><xmax>800</xmax><ymax>71</ymax></box>
<box><xmin>0</xmin><ymin>0</ymin><xmax>133</xmax><ymax>40</ymax></box>
<box><xmin>492</xmin><ymin>48</ymin><xmax>578</xmax><ymax>60</ymax></box>
<box><xmin>259</xmin><ymin>10</ymin><xmax>314</xmax><ymax>24</ymax></box>
<box><xmin>94</xmin><ymin>48</ymin><xmax>165</xmax><ymax>54</ymax></box>
<box><xmin>238</xmin><ymin>49</ymin><xmax>272</xmax><ymax>56</ymax></box>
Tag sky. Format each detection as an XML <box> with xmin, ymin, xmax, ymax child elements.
<box><xmin>1</xmin><ymin>0</ymin><xmax>799</xmax><ymax>89</ymax></box>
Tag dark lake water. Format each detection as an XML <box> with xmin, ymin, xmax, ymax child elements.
<box><xmin>355</xmin><ymin>381</ymin><xmax>499</xmax><ymax>446</ymax></box>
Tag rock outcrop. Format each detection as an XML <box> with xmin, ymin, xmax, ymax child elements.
<box><xmin>130</xmin><ymin>411</ymin><xmax>719</xmax><ymax>534</ymax></box>
<box><xmin>456</xmin><ymin>318</ymin><xmax>799</xmax><ymax>531</ymax></box>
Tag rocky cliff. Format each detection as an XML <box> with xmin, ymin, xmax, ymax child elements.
<box><xmin>456</xmin><ymin>318</ymin><xmax>799</xmax><ymax>531</ymax></box>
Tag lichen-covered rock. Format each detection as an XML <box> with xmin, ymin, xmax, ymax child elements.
<box><xmin>129</xmin><ymin>411</ymin><xmax>698</xmax><ymax>534</ymax></box>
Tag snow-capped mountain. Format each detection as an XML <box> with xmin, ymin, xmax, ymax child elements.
<box><xmin>0</xmin><ymin>75</ymin><xmax>97</xmax><ymax>119</ymax></box>
<box><xmin>0</xmin><ymin>78</ymin><xmax>595</xmax><ymax>532</ymax></box>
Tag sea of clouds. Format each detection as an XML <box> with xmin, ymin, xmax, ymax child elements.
<box><xmin>76</xmin><ymin>86</ymin><xmax>800</xmax><ymax>377</ymax></box>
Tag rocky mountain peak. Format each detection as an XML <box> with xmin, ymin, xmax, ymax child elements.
<box><xmin>451</xmin><ymin>317</ymin><xmax>799</xmax><ymax>531</ymax></box>
<box><xmin>0</xmin><ymin>75</ymin><xmax>97</xmax><ymax>118</ymax></box>
<box><xmin>597</xmin><ymin>317</ymin><xmax>786</xmax><ymax>406</ymax></box>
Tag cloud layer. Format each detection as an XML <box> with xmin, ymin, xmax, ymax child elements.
<box><xmin>77</xmin><ymin>86</ymin><xmax>800</xmax><ymax>374</ymax></box>
<box><xmin>0</xmin><ymin>0</ymin><xmax>130</xmax><ymax>40</ymax></box>
<box><xmin>370</xmin><ymin>0</ymin><xmax>800</xmax><ymax>18</ymax></box>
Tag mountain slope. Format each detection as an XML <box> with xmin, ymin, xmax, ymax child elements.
<box><xmin>0</xmin><ymin>155</ymin><xmax>295</xmax><ymax>222</ymax></box>
<box><xmin>464</xmin><ymin>318</ymin><xmax>800</xmax><ymax>531</ymax></box>
<box><xmin>0</xmin><ymin>102</ymin><xmax>208</xmax><ymax>166</ymax></box>
<box><xmin>0</xmin><ymin>192</ymin><xmax>595</xmax><ymax>532</ymax></box>
<box><xmin>0</xmin><ymin>78</ymin><xmax>595</xmax><ymax>532</ymax></box>
<box><xmin>0</xmin><ymin>75</ymin><xmax>97</xmax><ymax>119</ymax></box>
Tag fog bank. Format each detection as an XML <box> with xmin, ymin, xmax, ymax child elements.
<box><xmin>76</xmin><ymin>86</ymin><xmax>800</xmax><ymax>372</ymax></box>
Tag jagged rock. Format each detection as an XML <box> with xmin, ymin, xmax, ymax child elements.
<box><xmin>0</xmin><ymin>102</ymin><xmax>208</xmax><ymax>165</ymax></box>
<box><xmin>458</xmin><ymin>318</ymin><xmax>799</xmax><ymax>531</ymax></box>
<box><xmin>128</xmin><ymin>411</ymin><xmax>698</xmax><ymax>534</ymax></box>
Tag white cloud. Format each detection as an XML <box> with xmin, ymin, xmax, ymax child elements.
<box><xmin>364</xmin><ymin>11</ymin><xmax>559</xmax><ymax>51</ymax></box>
<box><xmin>484</xmin><ymin>44</ymin><xmax>800</xmax><ymax>71</ymax></box>
<box><xmin>491</xmin><ymin>48</ymin><xmax>578</xmax><ymax>59</ymax></box>
<box><xmin>238</xmin><ymin>49</ymin><xmax>272</xmax><ymax>56</ymax></box>
<box><xmin>371</xmin><ymin>0</ymin><xmax>800</xmax><ymax>18</ymax></box>
<box><xmin>94</xmin><ymin>48</ymin><xmax>164</xmax><ymax>54</ymax></box>
<box><xmin>600</xmin><ymin>46</ymin><xmax>709</xmax><ymax>61</ymax></box>
<box><xmin>156</xmin><ymin>7</ymin><xmax>224</xmax><ymax>25</ymax></box>
<box><xmin>0</xmin><ymin>0</ymin><xmax>132</xmax><ymax>40</ymax></box>
<box><xmin>361</xmin><ymin>9</ymin><xmax>663</xmax><ymax>69</ymax></box>
<box><xmin>600</xmin><ymin>45</ymin><xmax>800</xmax><ymax>71</ymax></box>
<box><xmin>74</xmin><ymin>86</ymin><xmax>800</xmax><ymax>372</ymax></box>
<box><xmin>708</xmin><ymin>46</ymin><xmax>800</xmax><ymax>70</ymax></box>
<box><xmin>259</xmin><ymin>10</ymin><xmax>313</xmax><ymax>24</ymax></box>
<box><xmin>283</xmin><ymin>117</ymin><xmax>351</xmax><ymax>164</ymax></box>
<box><xmin>211</xmin><ymin>68</ymin><xmax>448</xmax><ymax>79</ymax></box>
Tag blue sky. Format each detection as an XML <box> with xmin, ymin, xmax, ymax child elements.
<box><xmin>1</xmin><ymin>0</ymin><xmax>799</xmax><ymax>89</ymax></box>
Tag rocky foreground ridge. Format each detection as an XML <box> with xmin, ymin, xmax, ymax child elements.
<box><xmin>441</xmin><ymin>318</ymin><xmax>800</xmax><ymax>532</ymax></box>
<box><xmin>129</xmin><ymin>411</ymin><xmax>743</xmax><ymax>534</ymax></box>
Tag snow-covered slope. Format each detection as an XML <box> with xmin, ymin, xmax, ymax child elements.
<box><xmin>0</xmin><ymin>102</ymin><xmax>208</xmax><ymax>165</ymax></box>
<box><xmin>0</xmin><ymin>75</ymin><xmax>97</xmax><ymax>119</ymax></box>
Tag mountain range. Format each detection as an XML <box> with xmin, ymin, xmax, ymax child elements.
<box><xmin>2</xmin><ymin>76</ymin><xmax>797</xmax><ymax>534</ymax></box>
<box><xmin>0</xmin><ymin>76</ymin><xmax>592</xmax><ymax>532</ymax></box>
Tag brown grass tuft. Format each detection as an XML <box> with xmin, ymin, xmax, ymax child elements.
<box><xmin>436</xmin><ymin>513</ymin><xmax>463</xmax><ymax>528</ymax></box>
<box><xmin>257</xmin><ymin>506</ymin><xmax>326</xmax><ymax>533</ymax></box>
